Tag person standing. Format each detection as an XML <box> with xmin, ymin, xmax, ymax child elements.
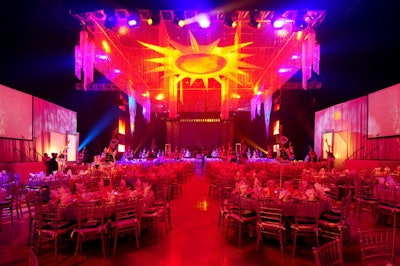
<box><xmin>43</xmin><ymin>153</ymin><xmax>51</xmax><ymax>174</ymax></box>
<box><xmin>288</xmin><ymin>142</ymin><xmax>295</xmax><ymax>160</ymax></box>
<box><xmin>308</xmin><ymin>145</ymin><xmax>317</xmax><ymax>163</ymax></box>
<box><xmin>48</xmin><ymin>153</ymin><xmax>58</xmax><ymax>175</ymax></box>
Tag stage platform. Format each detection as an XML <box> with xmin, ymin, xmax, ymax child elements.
<box><xmin>344</xmin><ymin>159</ymin><xmax>400</xmax><ymax>171</ymax></box>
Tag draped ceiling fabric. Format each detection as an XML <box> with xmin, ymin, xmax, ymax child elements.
<box><xmin>73</xmin><ymin>9</ymin><xmax>325</xmax><ymax>120</ymax></box>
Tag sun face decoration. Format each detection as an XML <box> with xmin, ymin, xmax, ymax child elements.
<box><xmin>138</xmin><ymin>31</ymin><xmax>259</xmax><ymax>88</ymax></box>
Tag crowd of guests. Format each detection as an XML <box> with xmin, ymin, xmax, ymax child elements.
<box><xmin>116</xmin><ymin>138</ymin><xmax>331</xmax><ymax>165</ymax></box>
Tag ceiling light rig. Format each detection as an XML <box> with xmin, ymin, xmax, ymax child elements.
<box><xmin>224</xmin><ymin>12</ymin><xmax>237</xmax><ymax>28</ymax></box>
<box><xmin>271</xmin><ymin>11</ymin><xmax>286</xmax><ymax>30</ymax></box>
<box><xmin>173</xmin><ymin>10</ymin><xmax>185</xmax><ymax>27</ymax></box>
<box><xmin>248</xmin><ymin>10</ymin><xmax>261</xmax><ymax>29</ymax></box>
<box><xmin>196</xmin><ymin>13</ymin><xmax>211</xmax><ymax>29</ymax></box>
<box><xmin>127</xmin><ymin>10</ymin><xmax>140</xmax><ymax>28</ymax></box>
<box><xmin>148</xmin><ymin>10</ymin><xmax>160</xmax><ymax>26</ymax></box>
<box><xmin>293</xmin><ymin>10</ymin><xmax>308</xmax><ymax>31</ymax></box>
<box><xmin>104</xmin><ymin>9</ymin><xmax>117</xmax><ymax>29</ymax></box>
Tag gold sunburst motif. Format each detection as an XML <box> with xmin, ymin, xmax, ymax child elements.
<box><xmin>138</xmin><ymin>31</ymin><xmax>259</xmax><ymax>88</ymax></box>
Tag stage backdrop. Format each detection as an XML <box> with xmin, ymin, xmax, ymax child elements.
<box><xmin>315</xmin><ymin>84</ymin><xmax>400</xmax><ymax>170</ymax></box>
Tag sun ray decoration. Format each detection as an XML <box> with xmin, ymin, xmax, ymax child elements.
<box><xmin>138</xmin><ymin>31</ymin><xmax>260</xmax><ymax>90</ymax></box>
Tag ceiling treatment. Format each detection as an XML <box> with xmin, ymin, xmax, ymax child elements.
<box><xmin>73</xmin><ymin>9</ymin><xmax>325</xmax><ymax>118</ymax></box>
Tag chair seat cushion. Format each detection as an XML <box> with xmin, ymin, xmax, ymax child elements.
<box><xmin>81</xmin><ymin>220</ymin><xmax>100</xmax><ymax>228</ymax></box>
<box><xmin>111</xmin><ymin>218</ymin><xmax>138</xmax><ymax>228</ymax></box>
<box><xmin>258</xmin><ymin>221</ymin><xmax>285</xmax><ymax>230</ymax></box>
<box><xmin>44</xmin><ymin>220</ymin><xmax>75</xmax><ymax>230</ymax></box>
<box><xmin>145</xmin><ymin>206</ymin><xmax>159</xmax><ymax>214</ymax></box>
<box><xmin>241</xmin><ymin>209</ymin><xmax>256</xmax><ymax>218</ymax></box>
<box><xmin>320</xmin><ymin>213</ymin><xmax>341</xmax><ymax>223</ymax></box>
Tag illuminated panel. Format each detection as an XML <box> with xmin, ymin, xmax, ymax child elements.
<box><xmin>179</xmin><ymin>118</ymin><xmax>221</xmax><ymax>123</ymax></box>
<box><xmin>67</xmin><ymin>134</ymin><xmax>78</xmax><ymax>161</ymax></box>
<box><xmin>273</xmin><ymin>120</ymin><xmax>280</xmax><ymax>135</ymax></box>
<box><xmin>118</xmin><ymin>144</ymin><xmax>125</xmax><ymax>152</ymax></box>
<box><xmin>118</xmin><ymin>119</ymin><xmax>126</xmax><ymax>135</ymax></box>
<box><xmin>0</xmin><ymin>84</ymin><xmax>33</xmax><ymax>139</ymax></box>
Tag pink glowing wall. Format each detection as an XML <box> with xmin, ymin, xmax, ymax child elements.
<box><xmin>0</xmin><ymin>86</ymin><xmax>77</xmax><ymax>163</ymax></box>
<box><xmin>315</xmin><ymin>86</ymin><xmax>400</xmax><ymax>168</ymax></box>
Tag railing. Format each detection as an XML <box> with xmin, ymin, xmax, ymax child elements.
<box><xmin>362</xmin><ymin>146</ymin><xmax>379</xmax><ymax>160</ymax></box>
<box><xmin>345</xmin><ymin>146</ymin><xmax>364</xmax><ymax>162</ymax></box>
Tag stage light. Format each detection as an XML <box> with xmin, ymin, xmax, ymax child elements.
<box><xmin>104</xmin><ymin>9</ymin><xmax>117</xmax><ymax>30</ymax></box>
<box><xmin>271</xmin><ymin>11</ymin><xmax>287</xmax><ymax>30</ymax></box>
<box><xmin>293</xmin><ymin>10</ymin><xmax>308</xmax><ymax>31</ymax></box>
<box><xmin>127</xmin><ymin>11</ymin><xmax>140</xmax><ymax>28</ymax></box>
<box><xmin>272</xmin><ymin>18</ymin><xmax>286</xmax><ymax>29</ymax></box>
<box><xmin>224</xmin><ymin>12</ymin><xmax>237</xmax><ymax>28</ymax></box>
<box><xmin>173</xmin><ymin>10</ymin><xmax>185</xmax><ymax>27</ymax></box>
<box><xmin>248</xmin><ymin>10</ymin><xmax>261</xmax><ymax>29</ymax></box>
<box><xmin>118</xmin><ymin>26</ymin><xmax>129</xmax><ymax>35</ymax></box>
<box><xmin>148</xmin><ymin>10</ymin><xmax>160</xmax><ymax>26</ymax></box>
<box><xmin>197</xmin><ymin>13</ymin><xmax>210</xmax><ymax>29</ymax></box>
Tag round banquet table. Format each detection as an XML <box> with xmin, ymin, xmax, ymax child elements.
<box><xmin>240</xmin><ymin>196</ymin><xmax>331</xmax><ymax>216</ymax></box>
<box><xmin>58</xmin><ymin>193</ymin><xmax>155</xmax><ymax>221</ymax></box>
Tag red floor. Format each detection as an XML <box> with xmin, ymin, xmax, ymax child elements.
<box><xmin>1</xmin><ymin>168</ymin><xmax>399</xmax><ymax>265</ymax></box>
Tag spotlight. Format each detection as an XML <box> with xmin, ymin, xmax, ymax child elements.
<box><xmin>104</xmin><ymin>9</ymin><xmax>117</xmax><ymax>30</ymax></box>
<box><xmin>294</xmin><ymin>10</ymin><xmax>308</xmax><ymax>31</ymax></box>
<box><xmin>173</xmin><ymin>10</ymin><xmax>185</xmax><ymax>27</ymax></box>
<box><xmin>224</xmin><ymin>12</ymin><xmax>237</xmax><ymax>28</ymax></box>
<box><xmin>148</xmin><ymin>10</ymin><xmax>160</xmax><ymax>26</ymax></box>
<box><xmin>271</xmin><ymin>11</ymin><xmax>287</xmax><ymax>30</ymax></box>
<box><xmin>272</xmin><ymin>18</ymin><xmax>286</xmax><ymax>29</ymax></box>
<box><xmin>248</xmin><ymin>10</ymin><xmax>261</xmax><ymax>29</ymax></box>
<box><xmin>127</xmin><ymin>11</ymin><xmax>140</xmax><ymax>28</ymax></box>
<box><xmin>197</xmin><ymin>13</ymin><xmax>210</xmax><ymax>29</ymax></box>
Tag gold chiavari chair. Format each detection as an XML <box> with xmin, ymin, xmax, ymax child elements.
<box><xmin>313</xmin><ymin>237</ymin><xmax>343</xmax><ymax>266</ymax></box>
<box><xmin>225</xmin><ymin>192</ymin><xmax>257</xmax><ymax>248</ymax></box>
<box><xmin>358</xmin><ymin>228</ymin><xmax>396</xmax><ymax>266</ymax></box>
<box><xmin>256</xmin><ymin>198</ymin><xmax>286</xmax><ymax>255</ymax></box>
<box><xmin>109</xmin><ymin>197</ymin><xmax>140</xmax><ymax>256</ymax></box>
<box><xmin>289</xmin><ymin>201</ymin><xmax>321</xmax><ymax>256</ymax></box>
<box><xmin>70</xmin><ymin>200</ymin><xmax>108</xmax><ymax>258</ymax></box>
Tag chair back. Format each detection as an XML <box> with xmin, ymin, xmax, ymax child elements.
<box><xmin>294</xmin><ymin>201</ymin><xmax>321</xmax><ymax>226</ymax></box>
<box><xmin>227</xmin><ymin>192</ymin><xmax>241</xmax><ymax>217</ymax></box>
<box><xmin>258</xmin><ymin>198</ymin><xmax>283</xmax><ymax>225</ymax></box>
<box><xmin>115</xmin><ymin>197</ymin><xmax>139</xmax><ymax>224</ymax></box>
<box><xmin>376</xmin><ymin>185</ymin><xmax>396</xmax><ymax>205</ymax></box>
<box><xmin>76</xmin><ymin>201</ymin><xmax>106</xmax><ymax>230</ymax></box>
<box><xmin>34</xmin><ymin>196</ymin><xmax>56</xmax><ymax>228</ymax></box>
<box><xmin>358</xmin><ymin>228</ymin><xmax>396</xmax><ymax>266</ymax></box>
<box><xmin>313</xmin><ymin>238</ymin><xmax>343</xmax><ymax>266</ymax></box>
<box><xmin>229</xmin><ymin>193</ymin><xmax>256</xmax><ymax>220</ymax></box>
<box><xmin>25</xmin><ymin>191</ymin><xmax>37</xmax><ymax>219</ymax></box>
<box><xmin>340</xmin><ymin>190</ymin><xmax>352</xmax><ymax>221</ymax></box>
<box><xmin>155</xmin><ymin>187</ymin><xmax>168</xmax><ymax>202</ymax></box>
<box><xmin>218</xmin><ymin>185</ymin><xmax>230</xmax><ymax>210</ymax></box>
